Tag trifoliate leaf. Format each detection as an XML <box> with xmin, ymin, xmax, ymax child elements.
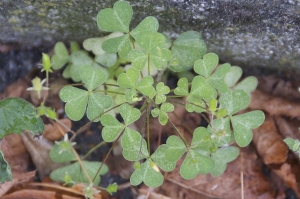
<box><xmin>151</xmin><ymin>103</ymin><xmax>174</xmax><ymax>125</ymax></box>
<box><xmin>95</xmin><ymin>53</ymin><xmax>117</xmax><ymax>68</ymax></box>
<box><xmin>149</xmin><ymin>47</ymin><xmax>172</xmax><ymax>70</ymax></box>
<box><xmin>194</xmin><ymin>53</ymin><xmax>219</xmax><ymax>78</ymax></box>
<box><xmin>130</xmin><ymin>159</ymin><xmax>164</xmax><ymax>187</ymax></box>
<box><xmin>135</xmin><ymin>32</ymin><xmax>165</xmax><ymax>52</ymax></box>
<box><xmin>234</xmin><ymin>76</ymin><xmax>258</xmax><ymax>93</ymax></box>
<box><xmin>231</xmin><ymin>110</ymin><xmax>265</xmax><ymax>147</ymax></box>
<box><xmin>207</xmin><ymin>117</ymin><xmax>232</xmax><ymax>147</ymax></box>
<box><xmin>209</xmin><ymin>63</ymin><xmax>231</xmax><ymax>93</ymax></box>
<box><xmin>174</xmin><ymin>78</ymin><xmax>189</xmax><ymax>96</ymax></box>
<box><xmin>136</xmin><ymin>76</ymin><xmax>156</xmax><ymax>98</ymax></box>
<box><xmin>0</xmin><ymin>98</ymin><xmax>44</xmax><ymax>137</ymax></box>
<box><xmin>50</xmin><ymin>161</ymin><xmax>108</xmax><ymax>185</ymax></box>
<box><xmin>0</xmin><ymin>150</ymin><xmax>12</xmax><ymax>183</ymax></box>
<box><xmin>83</xmin><ymin>38</ymin><xmax>105</xmax><ymax>55</ymax></box>
<box><xmin>190</xmin><ymin>76</ymin><xmax>216</xmax><ymax>102</ymax></box>
<box><xmin>180</xmin><ymin>150</ymin><xmax>215</xmax><ymax>179</ymax></box>
<box><xmin>284</xmin><ymin>138</ymin><xmax>300</xmax><ymax>152</ymax></box>
<box><xmin>225</xmin><ymin>66</ymin><xmax>242</xmax><ymax>87</ymax></box>
<box><xmin>117</xmin><ymin>68</ymin><xmax>139</xmax><ymax>88</ymax></box>
<box><xmin>125</xmin><ymin>89</ymin><xmax>139</xmax><ymax>102</ymax></box>
<box><xmin>191</xmin><ymin>127</ymin><xmax>212</xmax><ymax>154</ymax></box>
<box><xmin>87</xmin><ymin>93</ymin><xmax>112</xmax><ymax>121</ymax></box>
<box><xmin>97</xmin><ymin>0</ymin><xmax>132</xmax><ymax>33</ymax></box>
<box><xmin>165</xmin><ymin>135</ymin><xmax>186</xmax><ymax>162</ymax></box>
<box><xmin>69</xmin><ymin>51</ymin><xmax>93</xmax><ymax>82</ymax></box>
<box><xmin>81</xmin><ymin>66</ymin><xmax>108</xmax><ymax>91</ymax></box>
<box><xmin>49</xmin><ymin>141</ymin><xmax>76</xmax><ymax>163</ymax></box>
<box><xmin>160</xmin><ymin>102</ymin><xmax>174</xmax><ymax>113</ymax></box>
<box><xmin>131</xmin><ymin>16</ymin><xmax>159</xmax><ymax>39</ymax></box>
<box><xmin>151</xmin><ymin>145</ymin><xmax>176</xmax><ymax>172</ymax></box>
<box><xmin>121</xmin><ymin>128</ymin><xmax>149</xmax><ymax>161</ymax></box>
<box><xmin>170</xmin><ymin>31</ymin><xmax>206</xmax><ymax>72</ymax></box>
<box><xmin>211</xmin><ymin>146</ymin><xmax>239</xmax><ymax>177</ymax></box>
<box><xmin>155</xmin><ymin>82</ymin><xmax>170</xmax><ymax>104</ymax></box>
<box><xmin>51</xmin><ymin>42</ymin><xmax>69</xmax><ymax>70</ymax></box>
<box><xmin>120</xmin><ymin>103</ymin><xmax>141</xmax><ymax>126</ymax></box>
<box><xmin>219</xmin><ymin>90</ymin><xmax>250</xmax><ymax>115</ymax></box>
<box><xmin>100</xmin><ymin>114</ymin><xmax>124</xmax><ymax>142</ymax></box>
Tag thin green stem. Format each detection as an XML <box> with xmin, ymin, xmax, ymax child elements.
<box><xmin>93</xmin><ymin>90</ymin><xmax>125</xmax><ymax>95</ymax></box>
<box><xmin>146</xmin><ymin>102</ymin><xmax>151</xmax><ymax>154</ymax></box>
<box><xmin>168</xmin><ymin>119</ymin><xmax>189</xmax><ymax>147</ymax></box>
<box><xmin>83</xmin><ymin>141</ymin><xmax>106</xmax><ymax>160</ymax></box>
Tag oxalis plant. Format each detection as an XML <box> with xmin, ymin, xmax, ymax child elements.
<box><xmin>0</xmin><ymin>0</ymin><xmax>266</xmax><ymax>197</ymax></box>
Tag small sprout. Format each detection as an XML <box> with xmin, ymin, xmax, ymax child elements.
<box><xmin>41</xmin><ymin>53</ymin><xmax>53</xmax><ymax>73</ymax></box>
<box><xmin>63</xmin><ymin>172</ymin><xmax>74</xmax><ymax>185</ymax></box>
<box><xmin>54</xmin><ymin>134</ymin><xmax>76</xmax><ymax>154</ymax></box>
<box><xmin>106</xmin><ymin>183</ymin><xmax>118</xmax><ymax>195</ymax></box>
<box><xmin>26</xmin><ymin>77</ymin><xmax>49</xmax><ymax>99</ymax></box>
<box><xmin>83</xmin><ymin>183</ymin><xmax>100</xmax><ymax>199</ymax></box>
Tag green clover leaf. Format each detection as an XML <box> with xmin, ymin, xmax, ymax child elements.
<box><xmin>130</xmin><ymin>16</ymin><xmax>159</xmax><ymax>39</ymax></box>
<box><xmin>127</xmin><ymin>50</ymin><xmax>148</xmax><ymax>70</ymax></box>
<box><xmin>151</xmin><ymin>145</ymin><xmax>176</xmax><ymax>172</ymax></box>
<box><xmin>151</xmin><ymin>102</ymin><xmax>174</xmax><ymax>125</ymax></box>
<box><xmin>155</xmin><ymin>82</ymin><xmax>170</xmax><ymax>104</ymax></box>
<box><xmin>207</xmin><ymin>117</ymin><xmax>232</xmax><ymax>147</ymax></box>
<box><xmin>165</xmin><ymin>136</ymin><xmax>186</xmax><ymax>162</ymax></box>
<box><xmin>209</xmin><ymin>63</ymin><xmax>231</xmax><ymax>93</ymax></box>
<box><xmin>190</xmin><ymin>76</ymin><xmax>216</xmax><ymax>102</ymax></box>
<box><xmin>100</xmin><ymin>103</ymin><xmax>141</xmax><ymax>142</ymax></box>
<box><xmin>191</xmin><ymin>127</ymin><xmax>212</xmax><ymax>155</ymax></box>
<box><xmin>284</xmin><ymin>138</ymin><xmax>300</xmax><ymax>152</ymax></box>
<box><xmin>225</xmin><ymin>66</ymin><xmax>243</xmax><ymax>87</ymax></box>
<box><xmin>149</xmin><ymin>47</ymin><xmax>172</xmax><ymax>70</ymax></box>
<box><xmin>49</xmin><ymin>140</ymin><xmax>76</xmax><ymax>163</ymax></box>
<box><xmin>231</xmin><ymin>110</ymin><xmax>265</xmax><ymax>147</ymax></box>
<box><xmin>170</xmin><ymin>31</ymin><xmax>206</xmax><ymax>72</ymax></box>
<box><xmin>180</xmin><ymin>150</ymin><xmax>215</xmax><ymax>179</ymax></box>
<box><xmin>0</xmin><ymin>98</ymin><xmax>44</xmax><ymax>138</ymax></box>
<box><xmin>135</xmin><ymin>32</ymin><xmax>165</xmax><ymax>52</ymax></box>
<box><xmin>174</xmin><ymin>78</ymin><xmax>189</xmax><ymax>96</ymax></box>
<box><xmin>121</xmin><ymin>128</ymin><xmax>149</xmax><ymax>161</ymax></box>
<box><xmin>219</xmin><ymin>89</ymin><xmax>250</xmax><ymax>115</ymax></box>
<box><xmin>234</xmin><ymin>76</ymin><xmax>258</xmax><ymax>93</ymax></box>
<box><xmin>50</xmin><ymin>161</ymin><xmax>108</xmax><ymax>186</ymax></box>
<box><xmin>211</xmin><ymin>146</ymin><xmax>239</xmax><ymax>177</ymax></box>
<box><xmin>60</xmin><ymin>66</ymin><xmax>112</xmax><ymax>121</ymax></box>
<box><xmin>97</xmin><ymin>0</ymin><xmax>132</xmax><ymax>33</ymax></box>
<box><xmin>69</xmin><ymin>51</ymin><xmax>94</xmax><ymax>82</ymax></box>
<box><xmin>185</xmin><ymin>96</ymin><xmax>206</xmax><ymax>113</ymax></box>
<box><xmin>118</xmin><ymin>68</ymin><xmax>139</xmax><ymax>88</ymax></box>
<box><xmin>51</xmin><ymin>42</ymin><xmax>69</xmax><ymax>70</ymax></box>
<box><xmin>130</xmin><ymin>159</ymin><xmax>164</xmax><ymax>187</ymax></box>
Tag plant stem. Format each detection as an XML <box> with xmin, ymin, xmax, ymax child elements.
<box><xmin>93</xmin><ymin>90</ymin><xmax>125</xmax><ymax>95</ymax></box>
<box><xmin>83</xmin><ymin>141</ymin><xmax>106</xmax><ymax>160</ymax></box>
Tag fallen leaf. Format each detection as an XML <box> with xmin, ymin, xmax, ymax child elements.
<box><xmin>0</xmin><ymin>78</ymin><xmax>30</xmax><ymax>99</ymax></box>
<box><xmin>43</xmin><ymin>119</ymin><xmax>72</xmax><ymax>141</ymax></box>
<box><xmin>252</xmin><ymin>114</ymin><xmax>288</xmax><ymax>164</ymax></box>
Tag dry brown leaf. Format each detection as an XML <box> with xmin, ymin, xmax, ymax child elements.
<box><xmin>252</xmin><ymin>114</ymin><xmax>288</xmax><ymax>164</ymax></box>
<box><xmin>160</xmin><ymin>146</ymin><xmax>280</xmax><ymax>199</ymax></box>
<box><xmin>274</xmin><ymin>116</ymin><xmax>300</xmax><ymax>141</ymax></box>
<box><xmin>43</xmin><ymin>119</ymin><xmax>72</xmax><ymax>141</ymax></box>
<box><xmin>0</xmin><ymin>77</ymin><xmax>30</xmax><ymax>99</ymax></box>
<box><xmin>21</xmin><ymin>131</ymin><xmax>68</xmax><ymax>180</ymax></box>
<box><xmin>250</xmin><ymin>90</ymin><xmax>300</xmax><ymax>118</ymax></box>
<box><xmin>138</xmin><ymin>186</ymin><xmax>172</xmax><ymax>199</ymax></box>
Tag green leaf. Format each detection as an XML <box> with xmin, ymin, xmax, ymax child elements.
<box><xmin>121</xmin><ymin>128</ymin><xmax>149</xmax><ymax>161</ymax></box>
<box><xmin>62</xmin><ymin>64</ymin><xmax>71</xmax><ymax>78</ymax></box>
<box><xmin>0</xmin><ymin>98</ymin><xmax>44</xmax><ymax>137</ymax></box>
<box><xmin>211</xmin><ymin>146</ymin><xmax>239</xmax><ymax>177</ymax></box>
<box><xmin>41</xmin><ymin>53</ymin><xmax>52</xmax><ymax>73</ymax></box>
<box><xmin>180</xmin><ymin>150</ymin><xmax>215</xmax><ymax>179</ymax></box>
<box><xmin>50</xmin><ymin>161</ymin><xmax>108</xmax><ymax>185</ymax></box>
<box><xmin>51</xmin><ymin>42</ymin><xmax>69</xmax><ymax>70</ymax></box>
<box><xmin>49</xmin><ymin>141</ymin><xmax>76</xmax><ymax>163</ymax></box>
<box><xmin>151</xmin><ymin>145</ymin><xmax>176</xmax><ymax>172</ymax></box>
<box><xmin>87</xmin><ymin>93</ymin><xmax>112</xmax><ymax>121</ymax></box>
<box><xmin>135</xmin><ymin>32</ymin><xmax>165</xmax><ymax>52</ymax></box>
<box><xmin>219</xmin><ymin>90</ymin><xmax>250</xmax><ymax>115</ymax></box>
<box><xmin>194</xmin><ymin>53</ymin><xmax>219</xmax><ymax>78</ymax></box>
<box><xmin>69</xmin><ymin>51</ymin><xmax>93</xmax><ymax>82</ymax></box>
<box><xmin>117</xmin><ymin>68</ymin><xmax>139</xmax><ymax>88</ymax></box>
<box><xmin>136</xmin><ymin>76</ymin><xmax>156</xmax><ymax>98</ymax></box>
<box><xmin>106</xmin><ymin>183</ymin><xmax>118</xmax><ymax>195</ymax></box>
<box><xmin>120</xmin><ymin>103</ymin><xmax>141</xmax><ymax>126</ymax></box>
<box><xmin>100</xmin><ymin>114</ymin><xmax>124</xmax><ymax>142</ymax></box>
<box><xmin>83</xmin><ymin>38</ymin><xmax>105</xmax><ymax>55</ymax></box>
<box><xmin>131</xmin><ymin>16</ymin><xmax>159</xmax><ymax>39</ymax></box>
<box><xmin>102</xmin><ymin>35</ymin><xmax>132</xmax><ymax>58</ymax></box>
<box><xmin>70</xmin><ymin>41</ymin><xmax>80</xmax><ymax>52</ymax></box>
<box><xmin>225</xmin><ymin>66</ymin><xmax>242</xmax><ymax>87</ymax></box>
<box><xmin>81</xmin><ymin>66</ymin><xmax>108</xmax><ymax>91</ymax></box>
<box><xmin>207</xmin><ymin>117</ymin><xmax>232</xmax><ymax>147</ymax></box>
<box><xmin>149</xmin><ymin>47</ymin><xmax>172</xmax><ymax>69</ymax></box>
<box><xmin>170</xmin><ymin>31</ymin><xmax>206</xmax><ymax>72</ymax></box>
<box><xmin>234</xmin><ymin>76</ymin><xmax>258</xmax><ymax>93</ymax></box>
<box><xmin>95</xmin><ymin>53</ymin><xmax>117</xmax><ymax>68</ymax></box>
<box><xmin>191</xmin><ymin>127</ymin><xmax>212</xmax><ymax>154</ymax></box>
<box><xmin>209</xmin><ymin>63</ymin><xmax>231</xmax><ymax>93</ymax></box>
<box><xmin>155</xmin><ymin>82</ymin><xmax>170</xmax><ymax>104</ymax></box>
<box><xmin>231</xmin><ymin>110</ymin><xmax>265</xmax><ymax>147</ymax></box>
<box><xmin>174</xmin><ymin>78</ymin><xmax>189</xmax><ymax>96</ymax></box>
<box><xmin>59</xmin><ymin>86</ymin><xmax>89</xmax><ymax>121</ymax></box>
<box><xmin>97</xmin><ymin>0</ymin><xmax>132</xmax><ymax>33</ymax></box>
<box><xmin>127</xmin><ymin>50</ymin><xmax>148</xmax><ymax>71</ymax></box>
<box><xmin>130</xmin><ymin>159</ymin><xmax>164</xmax><ymax>187</ymax></box>
<box><xmin>0</xmin><ymin>150</ymin><xmax>12</xmax><ymax>183</ymax></box>
<box><xmin>284</xmin><ymin>138</ymin><xmax>300</xmax><ymax>151</ymax></box>
<box><xmin>151</xmin><ymin>103</ymin><xmax>174</xmax><ymax>125</ymax></box>
<box><xmin>190</xmin><ymin>76</ymin><xmax>216</xmax><ymax>102</ymax></box>
<box><xmin>165</xmin><ymin>136</ymin><xmax>186</xmax><ymax>162</ymax></box>
<box><xmin>185</xmin><ymin>96</ymin><xmax>206</xmax><ymax>113</ymax></box>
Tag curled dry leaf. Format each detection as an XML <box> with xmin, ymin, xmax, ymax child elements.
<box><xmin>252</xmin><ymin>114</ymin><xmax>288</xmax><ymax>165</ymax></box>
<box><xmin>21</xmin><ymin>131</ymin><xmax>68</xmax><ymax>180</ymax></box>
<box><xmin>0</xmin><ymin>77</ymin><xmax>30</xmax><ymax>99</ymax></box>
<box><xmin>250</xmin><ymin>90</ymin><xmax>300</xmax><ymax>119</ymax></box>
<box><xmin>43</xmin><ymin>118</ymin><xmax>72</xmax><ymax>141</ymax></box>
<box><xmin>274</xmin><ymin>116</ymin><xmax>300</xmax><ymax>142</ymax></box>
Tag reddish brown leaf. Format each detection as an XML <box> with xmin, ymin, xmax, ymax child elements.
<box><xmin>43</xmin><ymin>119</ymin><xmax>72</xmax><ymax>141</ymax></box>
<box><xmin>252</xmin><ymin>114</ymin><xmax>288</xmax><ymax>164</ymax></box>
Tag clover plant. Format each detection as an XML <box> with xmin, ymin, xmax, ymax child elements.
<box><xmin>0</xmin><ymin>0</ymin><xmax>267</xmax><ymax>198</ymax></box>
